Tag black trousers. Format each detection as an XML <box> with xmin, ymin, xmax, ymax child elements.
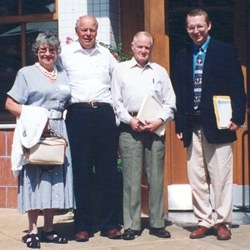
<box><xmin>66</xmin><ymin>104</ymin><xmax>119</xmax><ymax>233</ymax></box>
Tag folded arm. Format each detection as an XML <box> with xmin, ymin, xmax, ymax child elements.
<box><xmin>5</xmin><ymin>97</ymin><xmax>22</xmax><ymax>118</ymax></box>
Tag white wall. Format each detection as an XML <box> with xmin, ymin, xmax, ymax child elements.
<box><xmin>58</xmin><ymin>0</ymin><xmax>120</xmax><ymax>47</ymax></box>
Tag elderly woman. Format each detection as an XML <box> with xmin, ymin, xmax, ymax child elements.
<box><xmin>5</xmin><ymin>31</ymin><xmax>74</xmax><ymax>249</ymax></box>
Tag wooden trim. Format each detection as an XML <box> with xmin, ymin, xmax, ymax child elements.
<box><xmin>233</xmin><ymin>1</ymin><xmax>249</xmax><ymax>185</ymax></box>
<box><xmin>0</xmin><ymin>13</ymin><xmax>58</xmax><ymax>24</ymax></box>
<box><xmin>144</xmin><ymin>0</ymin><xmax>168</xmax><ymax>70</ymax></box>
<box><xmin>144</xmin><ymin>0</ymin><xmax>170</xmax><ymax>214</ymax></box>
<box><xmin>21</xmin><ymin>23</ymin><xmax>26</xmax><ymax>67</ymax></box>
<box><xmin>55</xmin><ymin>0</ymin><xmax>58</xmax><ymax>15</ymax></box>
<box><xmin>168</xmin><ymin>6</ymin><xmax>233</xmax><ymax>13</ymax></box>
<box><xmin>120</xmin><ymin>0</ymin><xmax>144</xmax><ymax>54</ymax></box>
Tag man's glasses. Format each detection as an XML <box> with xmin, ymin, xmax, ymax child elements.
<box><xmin>186</xmin><ymin>24</ymin><xmax>207</xmax><ymax>33</ymax></box>
<box><xmin>38</xmin><ymin>47</ymin><xmax>56</xmax><ymax>53</ymax></box>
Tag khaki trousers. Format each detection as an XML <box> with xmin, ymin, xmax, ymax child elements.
<box><xmin>119</xmin><ymin>124</ymin><xmax>165</xmax><ymax>230</ymax></box>
<box><xmin>187</xmin><ymin>124</ymin><xmax>233</xmax><ymax>228</ymax></box>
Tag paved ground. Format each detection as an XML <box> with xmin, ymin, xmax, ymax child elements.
<box><xmin>1</xmin><ymin>208</ymin><xmax>250</xmax><ymax>250</ymax></box>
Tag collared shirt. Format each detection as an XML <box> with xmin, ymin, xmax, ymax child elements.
<box><xmin>111</xmin><ymin>57</ymin><xmax>176</xmax><ymax>124</ymax></box>
<box><xmin>60</xmin><ymin>41</ymin><xmax>118</xmax><ymax>104</ymax></box>
<box><xmin>192</xmin><ymin>36</ymin><xmax>210</xmax><ymax>75</ymax></box>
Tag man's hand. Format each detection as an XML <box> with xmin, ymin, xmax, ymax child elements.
<box><xmin>129</xmin><ymin>117</ymin><xmax>145</xmax><ymax>132</ymax></box>
<box><xmin>176</xmin><ymin>133</ymin><xmax>183</xmax><ymax>140</ymax></box>
<box><xmin>143</xmin><ymin>118</ymin><xmax>164</xmax><ymax>133</ymax></box>
<box><xmin>227</xmin><ymin>121</ymin><xmax>240</xmax><ymax>131</ymax></box>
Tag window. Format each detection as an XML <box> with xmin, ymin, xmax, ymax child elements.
<box><xmin>0</xmin><ymin>0</ymin><xmax>55</xmax><ymax>16</ymax></box>
<box><xmin>22</xmin><ymin>0</ymin><xmax>55</xmax><ymax>15</ymax></box>
<box><xmin>0</xmin><ymin>0</ymin><xmax>57</xmax><ymax>124</ymax></box>
<box><xmin>0</xmin><ymin>0</ymin><xmax>18</xmax><ymax>16</ymax></box>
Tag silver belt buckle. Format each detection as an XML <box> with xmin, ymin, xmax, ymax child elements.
<box><xmin>91</xmin><ymin>102</ymin><xmax>98</xmax><ymax>108</ymax></box>
<box><xmin>48</xmin><ymin>110</ymin><xmax>53</xmax><ymax>119</ymax></box>
<box><xmin>49</xmin><ymin>109</ymin><xmax>62</xmax><ymax>119</ymax></box>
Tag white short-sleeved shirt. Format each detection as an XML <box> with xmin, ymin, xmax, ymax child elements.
<box><xmin>60</xmin><ymin>41</ymin><xmax>118</xmax><ymax>105</ymax></box>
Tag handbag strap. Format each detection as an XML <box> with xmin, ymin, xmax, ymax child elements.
<box><xmin>48</xmin><ymin>129</ymin><xmax>68</xmax><ymax>147</ymax></box>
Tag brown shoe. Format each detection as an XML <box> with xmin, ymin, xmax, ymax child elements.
<box><xmin>190</xmin><ymin>226</ymin><xmax>210</xmax><ymax>239</ymax></box>
<box><xmin>75</xmin><ymin>231</ymin><xmax>89</xmax><ymax>242</ymax></box>
<box><xmin>217</xmin><ymin>224</ymin><xmax>231</xmax><ymax>240</ymax></box>
<box><xmin>100</xmin><ymin>228</ymin><xmax>122</xmax><ymax>239</ymax></box>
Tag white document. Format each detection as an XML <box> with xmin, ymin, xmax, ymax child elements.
<box><xmin>213</xmin><ymin>96</ymin><xmax>232</xmax><ymax>129</ymax></box>
<box><xmin>136</xmin><ymin>94</ymin><xmax>165</xmax><ymax>136</ymax></box>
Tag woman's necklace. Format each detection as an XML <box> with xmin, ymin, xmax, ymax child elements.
<box><xmin>35</xmin><ymin>62</ymin><xmax>57</xmax><ymax>80</ymax></box>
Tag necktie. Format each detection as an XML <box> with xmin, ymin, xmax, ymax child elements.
<box><xmin>194</xmin><ymin>48</ymin><xmax>203</xmax><ymax>110</ymax></box>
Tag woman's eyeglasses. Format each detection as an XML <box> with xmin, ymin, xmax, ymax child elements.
<box><xmin>38</xmin><ymin>47</ymin><xmax>56</xmax><ymax>53</ymax></box>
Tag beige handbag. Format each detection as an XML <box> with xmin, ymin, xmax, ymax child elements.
<box><xmin>26</xmin><ymin>130</ymin><xmax>67</xmax><ymax>165</ymax></box>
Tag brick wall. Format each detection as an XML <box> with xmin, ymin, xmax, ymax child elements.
<box><xmin>0</xmin><ymin>129</ymin><xmax>18</xmax><ymax>208</ymax></box>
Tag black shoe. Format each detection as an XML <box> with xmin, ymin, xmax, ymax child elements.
<box><xmin>122</xmin><ymin>229</ymin><xmax>136</xmax><ymax>240</ymax></box>
<box><xmin>149</xmin><ymin>228</ymin><xmax>171</xmax><ymax>238</ymax></box>
<box><xmin>41</xmin><ymin>230</ymin><xmax>68</xmax><ymax>244</ymax></box>
<box><xmin>26</xmin><ymin>234</ymin><xmax>40</xmax><ymax>249</ymax></box>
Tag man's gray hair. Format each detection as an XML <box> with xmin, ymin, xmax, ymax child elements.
<box><xmin>132</xmin><ymin>31</ymin><xmax>154</xmax><ymax>48</ymax></box>
<box><xmin>75</xmin><ymin>15</ymin><xmax>99</xmax><ymax>29</ymax></box>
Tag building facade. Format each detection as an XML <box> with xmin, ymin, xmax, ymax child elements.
<box><xmin>0</xmin><ymin>0</ymin><xmax>249</xmax><ymax>213</ymax></box>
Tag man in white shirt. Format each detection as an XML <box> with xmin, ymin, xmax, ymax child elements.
<box><xmin>60</xmin><ymin>15</ymin><xmax>122</xmax><ymax>242</ymax></box>
<box><xmin>112</xmin><ymin>31</ymin><xmax>176</xmax><ymax>240</ymax></box>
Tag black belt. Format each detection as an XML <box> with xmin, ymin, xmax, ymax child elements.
<box><xmin>129</xmin><ymin>111</ymin><xmax>138</xmax><ymax>117</ymax></box>
<box><xmin>193</xmin><ymin>110</ymin><xmax>201</xmax><ymax>116</ymax></box>
<box><xmin>193</xmin><ymin>109</ymin><xmax>201</xmax><ymax>125</ymax></box>
<box><xmin>71</xmin><ymin>102</ymin><xmax>110</xmax><ymax>108</ymax></box>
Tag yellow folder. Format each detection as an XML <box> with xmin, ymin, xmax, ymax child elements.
<box><xmin>213</xmin><ymin>95</ymin><xmax>231</xmax><ymax>129</ymax></box>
